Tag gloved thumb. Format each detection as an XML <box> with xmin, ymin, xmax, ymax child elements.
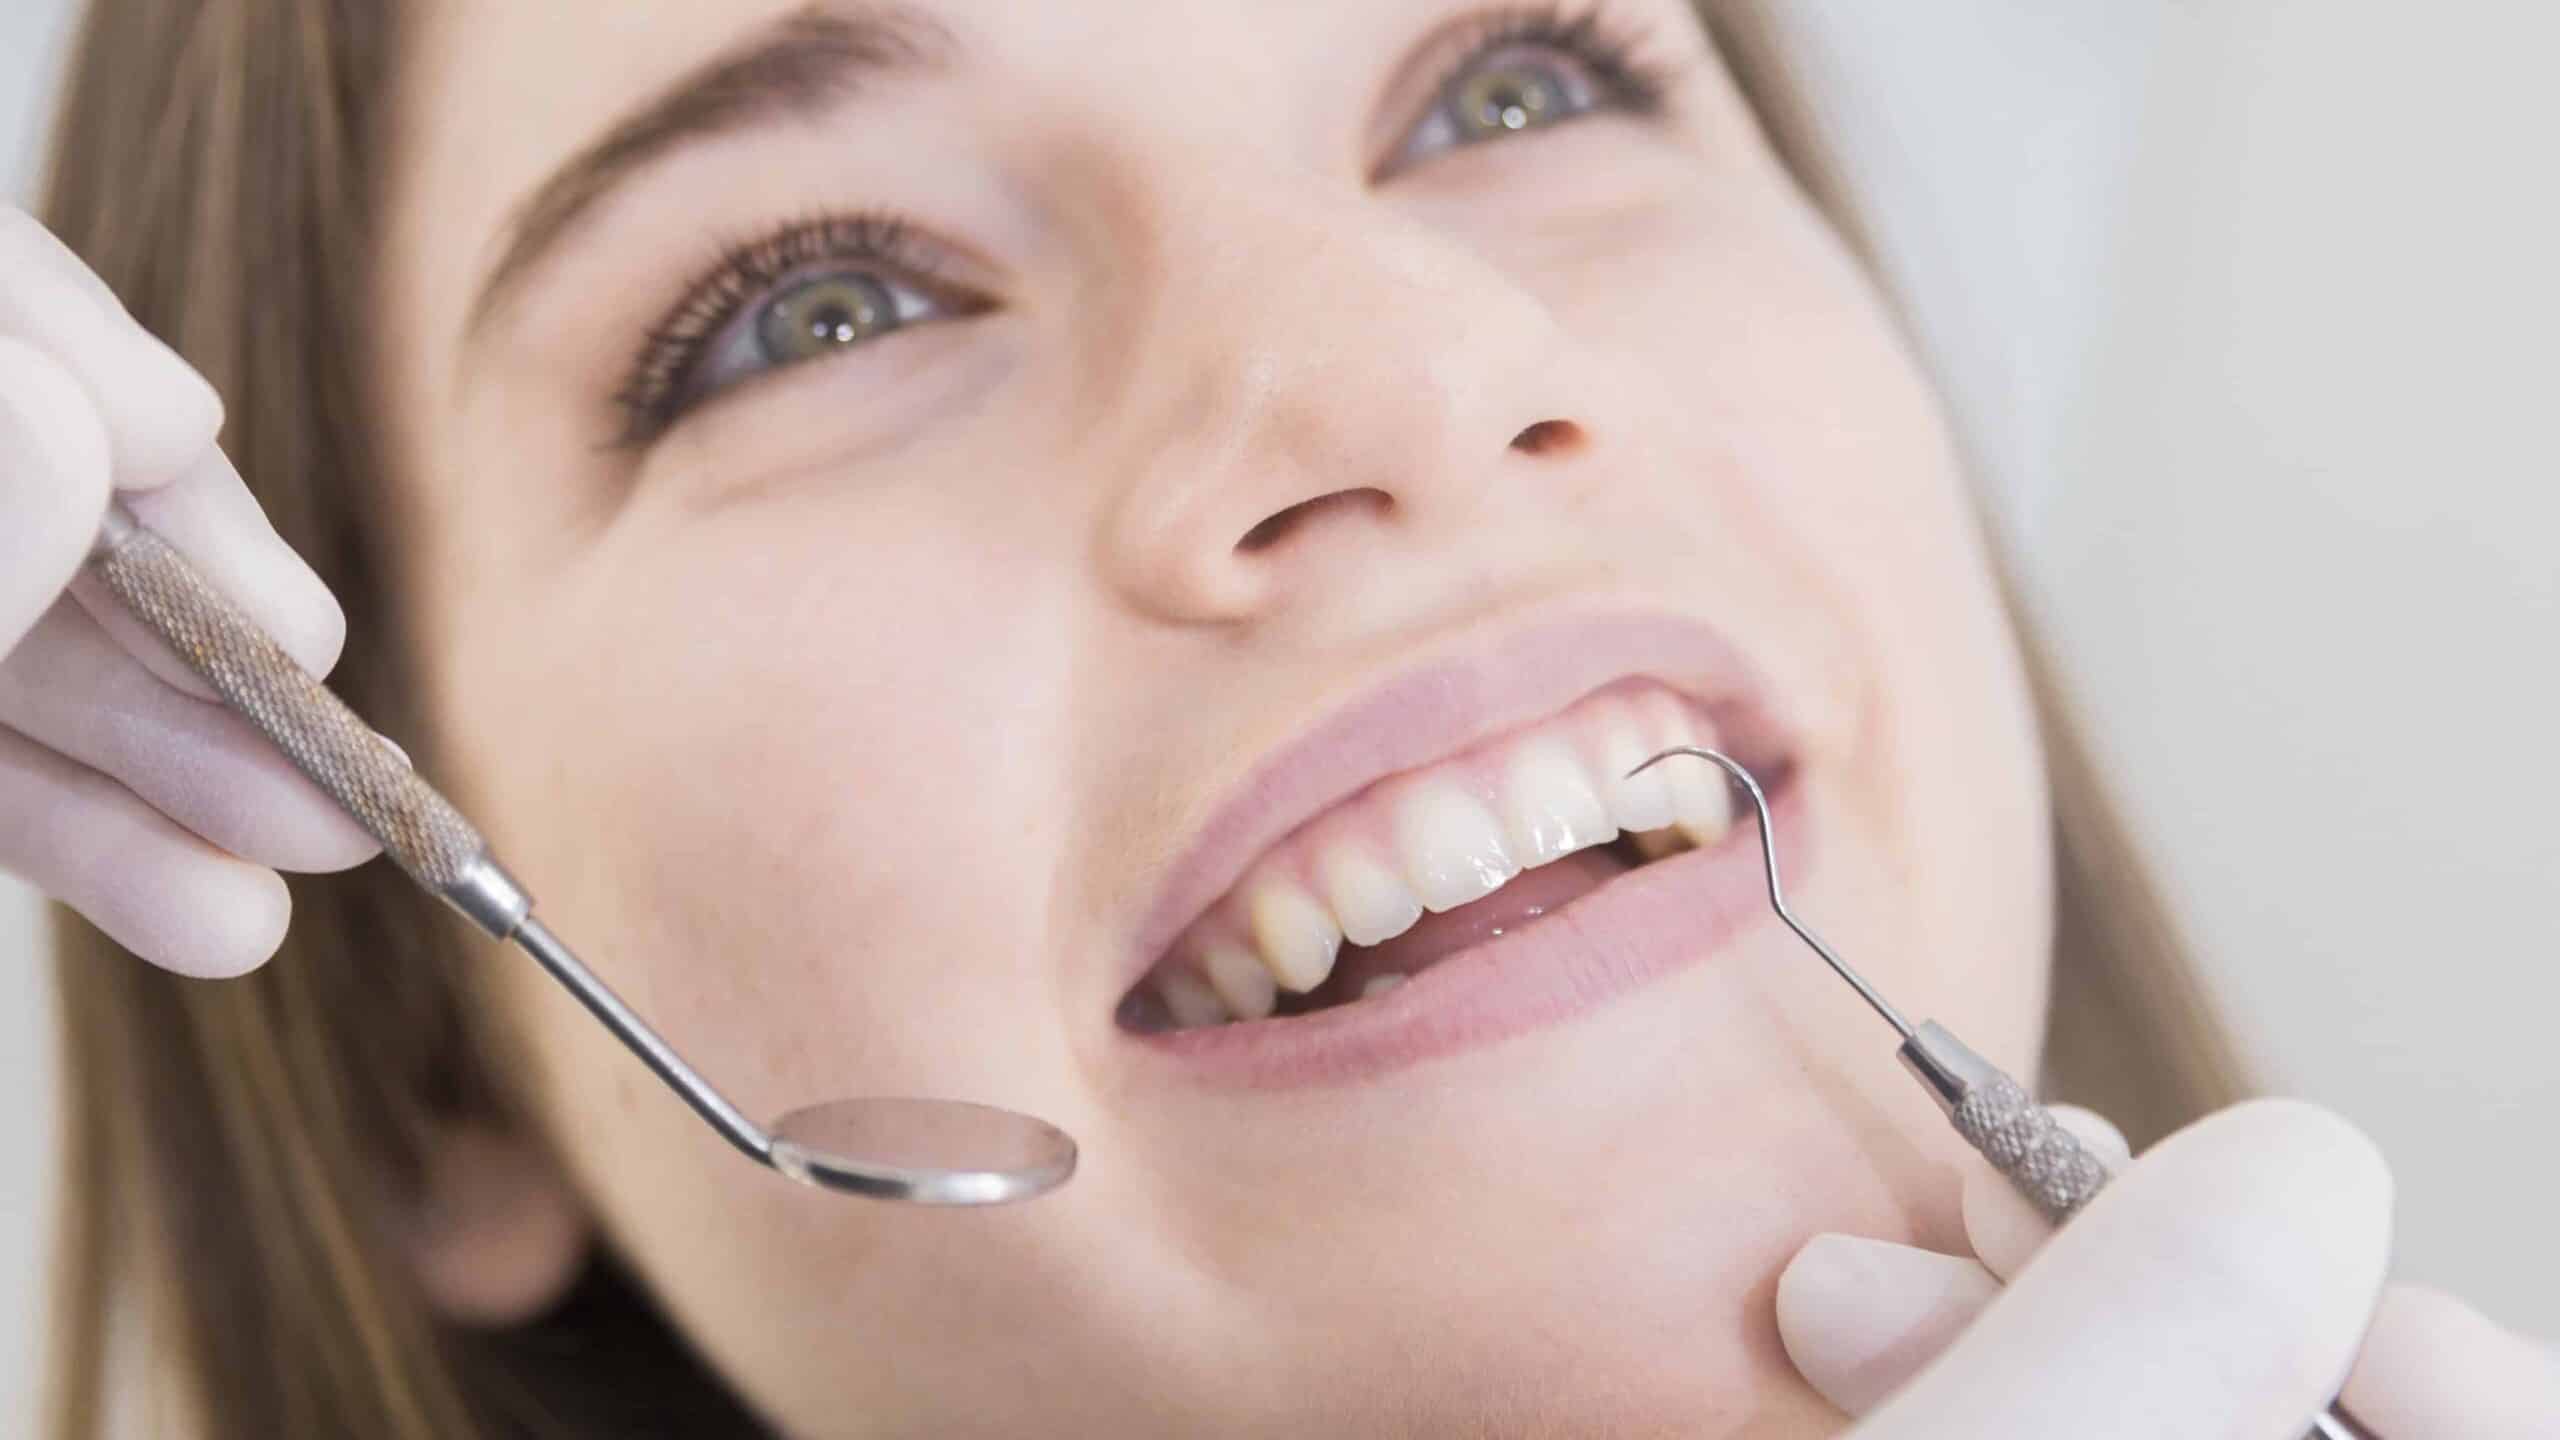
<box><xmin>1778</xmin><ymin>1105</ymin><xmax>2131</xmax><ymax>1413</ymax></box>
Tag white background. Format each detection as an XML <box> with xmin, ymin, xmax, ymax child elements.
<box><xmin>4</xmin><ymin>0</ymin><xmax>2553</xmax><ymax>1416</ymax></box>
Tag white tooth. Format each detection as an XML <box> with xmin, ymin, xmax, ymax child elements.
<box><xmin>1361</xmin><ymin>973</ymin><xmax>1407</xmax><ymax>999</ymax></box>
<box><xmin>1157</xmin><ymin>968</ymin><xmax>1230</xmax><ymax>1029</ymax></box>
<box><xmin>1596</xmin><ymin>710</ymin><xmax>1677</xmax><ymax>833</ymax></box>
<box><xmin>1314</xmin><ymin>843</ymin><xmax>1425</xmax><ymax>947</ymax></box>
<box><xmin>1200</xmin><ymin>940</ymin><xmax>1278</xmax><ymax>1020</ymax></box>
<box><xmin>1498</xmin><ymin>736</ymin><xmax>1617</xmax><ymax>868</ymax></box>
<box><xmin>1639</xmin><ymin>693</ymin><xmax>1733</xmax><ymax>845</ymax></box>
<box><xmin>1671</xmin><ymin>765</ymin><xmax>1733</xmax><ymax>846</ymax></box>
<box><xmin>1393</xmin><ymin>780</ymin><xmax>1519</xmax><ymax>913</ymax></box>
<box><xmin>1247</xmin><ymin>877</ymin><xmax>1343</xmax><ymax>993</ymax></box>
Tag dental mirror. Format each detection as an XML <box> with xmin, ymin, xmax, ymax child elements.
<box><xmin>86</xmin><ymin>503</ymin><xmax>1083</xmax><ymax>1206</ymax></box>
<box><xmin>769</xmin><ymin>1098</ymin><xmax>1080</xmax><ymax>1203</ymax></box>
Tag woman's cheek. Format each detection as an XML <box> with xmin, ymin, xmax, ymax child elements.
<box><xmin>1568</xmin><ymin>173</ymin><xmax>2052</xmax><ymax>1053</ymax></box>
<box><xmin>476</xmin><ymin>481</ymin><xmax>1073</xmax><ymax>1047</ymax></box>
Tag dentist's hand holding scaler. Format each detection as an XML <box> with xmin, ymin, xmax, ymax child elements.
<box><xmin>1777</xmin><ymin>1099</ymin><xmax>2560</xmax><ymax>1437</ymax></box>
<box><xmin>1</xmin><ymin>207</ymin><xmax>378</xmax><ymax>976</ymax></box>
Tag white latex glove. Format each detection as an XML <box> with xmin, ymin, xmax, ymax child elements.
<box><xmin>1778</xmin><ymin>1098</ymin><xmax>2560</xmax><ymax>1438</ymax></box>
<box><xmin>0</xmin><ymin>206</ymin><xmax>377</xmax><ymax>977</ymax></box>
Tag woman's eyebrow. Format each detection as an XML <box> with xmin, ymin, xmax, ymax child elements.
<box><xmin>465</xmin><ymin>2</ymin><xmax>954</xmax><ymax>343</ymax></box>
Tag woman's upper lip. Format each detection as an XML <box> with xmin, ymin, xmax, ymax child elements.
<box><xmin>1116</xmin><ymin>610</ymin><xmax>1790</xmax><ymax>1002</ymax></box>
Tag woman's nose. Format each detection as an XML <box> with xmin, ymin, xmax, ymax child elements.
<box><xmin>1091</xmin><ymin>191</ymin><xmax>1596</xmax><ymax>626</ymax></box>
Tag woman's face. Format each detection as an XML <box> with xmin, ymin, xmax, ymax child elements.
<box><xmin>378</xmin><ymin>0</ymin><xmax>2050</xmax><ymax>1431</ymax></box>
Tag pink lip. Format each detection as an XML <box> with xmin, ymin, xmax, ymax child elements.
<box><xmin>1114</xmin><ymin>611</ymin><xmax>1801</xmax><ymax>1014</ymax></box>
<box><xmin>1128</xmin><ymin>776</ymin><xmax>1812</xmax><ymax>1087</ymax></box>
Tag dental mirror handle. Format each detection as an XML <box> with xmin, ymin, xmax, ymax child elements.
<box><xmin>89</xmin><ymin>504</ymin><xmax>523</xmax><ymax>928</ymax></box>
<box><xmin>84</xmin><ymin>503</ymin><xmax>773</xmax><ymax>1159</ymax></box>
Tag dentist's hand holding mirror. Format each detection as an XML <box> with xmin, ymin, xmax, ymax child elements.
<box><xmin>1</xmin><ymin>206</ymin><xmax>376</xmax><ymax>978</ymax></box>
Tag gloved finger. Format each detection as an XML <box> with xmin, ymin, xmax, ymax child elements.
<box><xmin>1777</xmin><ymin>1234</ymin><xmax>2000</xmax><ymax>1416</ymax></box>
<box><xmin>0</xmin><ymin>598</ymin><xmax>377</xmax><ymax>872</ymax></box>
<box><xmin>0</xmin><ymin>337</ymin><xmax>112</xmax><ymax>655</ymax></box>
<box><xmin>0</xmin><ymin>725</ymin><xmax>289</xmax><ymax>977</ymax></box>
<box><xmin>1962</xmin><ymin>1102</ymin><xmax>2132</xmax><ymax>1282</ymax></box>
<box><xmin>0</xmin><ymin>207</ymin><xmax>224</xmax><ymax>490</ymax></box>
<box><xmin>69</xmin><ymin>445</ymin><xmax>349</xmax><ymax>703</ymax></box>
<box><xmin>2341</xmin><ymin>1284</ymin><xmax>2560</xmax><ymax>1438</ymax></box>
<box><xmin>1856</xmin><ymin>1099</ymin><xmax>2392</xmax><ymax>1439</ymax></box>
<box><xmin>1775</xmin><ymin>1107</ymin><xmax>2189</xmax><ymax>1418</ymax></box>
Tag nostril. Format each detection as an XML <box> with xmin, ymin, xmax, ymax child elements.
<box><xmin>1509</xmin><ymin>419</ymin><xmax>1584</xmax><ymax>456</ymax></box>
<box><xmin>1234</xmin><ymin>487</ymin><xmax>1394</xmax><ymax>554</ymax></box>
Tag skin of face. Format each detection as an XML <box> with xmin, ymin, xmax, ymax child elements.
<box><xmin>372</xmin><ymin>0</ymin><xmax>2053</xmax><ymax>1432</ymax></box>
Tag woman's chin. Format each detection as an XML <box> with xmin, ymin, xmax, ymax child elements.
<box><xmin>1077</xmin><ymin>971</ymin><xmax>1929</xmax><ymax>1426</ymax></box>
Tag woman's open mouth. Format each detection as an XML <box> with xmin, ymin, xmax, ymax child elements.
<box><xmin>1114</xmin><ymin>640</ymin><xmax>1804</xmax><ymax>1085</ymax></box>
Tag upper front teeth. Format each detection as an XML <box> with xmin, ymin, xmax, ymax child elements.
<box><xmin>1394</xmin><ymin>782</ymin><xmax>1520</xmax><ymax>913</ymax></box>
<box><xmin>1153</xmin><ymin>687</ymin><xmax>1733</xmax><ymax>1028</ymax></box>
<box><xmin>1499</xmin><ymin>736</ymin><xmax>1618</xmax><ymax>867</ymax></box>
<box><xmin>1316</xmin><ymin>846</ymin><xmax>1425</xmax><ymax>946</ymax></box>
<box><xmin>1596</xmin><ymin>713</ymin><xmax>1678</xmax><ymax>833</ymax></box>
<box><xmin>1642</xmin><ymin>692</ymin><xmax>1734</xmax><ymax>846</ymax></box>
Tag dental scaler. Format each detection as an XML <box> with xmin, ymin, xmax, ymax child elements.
<box><xmin>1629</xmin><ymin>747</ymin><xmax>2375</xmax><ymax>1440</ymax></box>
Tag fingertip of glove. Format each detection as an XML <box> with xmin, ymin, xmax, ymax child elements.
<box><xmin>1778</xmin><ymin>1235</ymin><xmax>1998</xmax><ymax>1417</ymax></box>
<box><xmin>0</xmin><ymin>336</ymin><xmax>112</xmax><ymax>524</ymax></box>
<box><xmin>1775</xmin><ymin>1233</ymin><xmax>1864</xmax><ymax>1326</ymax></box>
<box><xmin>107</xmin><ymin>341</ymin><xmax>224</xmax><ymax>490</ymax></box>
<box><xmin>272</xmin><ymin>574</ymin><xmax>351</xmax><ymax>681</ymax></box>
<box><xmin>1778</xmin><ymin>1234</ymin><xmax>1994</xmax><ymax>1335</ymax></box>
<box><xmin>131</xmin><ymin>863</ymin><xmax>291</xmax><ymax>979</ymax></box>
<box><xmin>2208</xmin><ymin>1098</ymin><xmax>2394</xmax><ymax>1218</ymax></box>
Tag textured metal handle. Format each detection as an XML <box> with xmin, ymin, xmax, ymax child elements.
<box><xmin>88</xmin><ymin>514</ymin><xmax>487</xmax><ymax>892</ymax></box>
<box><xmin>1949</xmin><ymin>1071</ymin><xmax>2114</xmax><ymax>1222</ymax></box>
<box><xmin>1906</xmin><ymin>1024</ymin><xmax>2376</xmax><ymax>1438</ymax></box>
<box><xmin>1902</xmin><ymin>1021</ymin><xmax>2113</xmax><ymax>1222</ymax></box>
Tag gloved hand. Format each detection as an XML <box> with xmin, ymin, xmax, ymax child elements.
<box><xmin>1777</xmin><ymin>1097</ymin><xmax>2560</xmax><ymax>1437</ymax></box>
<box><xmin>1</xmin><ymin>206</ymin><xmax>377</xmax><ymax>977</ymax></box>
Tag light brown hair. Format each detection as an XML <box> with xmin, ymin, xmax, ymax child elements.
<box><xmin>38</xmin><ymin>2</ymin><xmax>2245</xmax><ymax>1434</ymax></box>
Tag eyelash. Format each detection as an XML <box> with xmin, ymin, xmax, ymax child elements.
<box><xmin>613</xmin><ymin>212</ymin><xmax>962</xmax><ymax>447</ymax></box>
<box><xmin>610</xmin><ymin>1</ymin><xmax>1669</xmax><ymax>449</ymax></box>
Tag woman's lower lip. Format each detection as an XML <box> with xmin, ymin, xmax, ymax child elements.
<box><xmin>1119</xmin><ymin>778</ymin><xmax>1813</xmax><ymax>1088</ymax></box>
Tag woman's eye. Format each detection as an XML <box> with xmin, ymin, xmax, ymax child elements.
<box><xmin>687</xmin><ymin>268</ymin><xmax>944</xmax><ymax>407</ymax></box>
<box><xmin>1391</xmin><ymin>42</ymin><xmax>1613</xmax><ymax>170</ymax></box>
<box><xmin>613</xmin><ymin>213</ymin><xmax>977</xmax><ymax>450</ymax></box>
<box><xmin>1451</xmin><ymin>49</ymin><xmax>1591</xmax><ymax>140</ymax></box>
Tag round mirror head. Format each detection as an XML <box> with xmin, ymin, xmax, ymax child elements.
<box><xmin>767</xmin><ymin>1097</ymin><xmax>1077</xmax><ymax>1205</ymax></box>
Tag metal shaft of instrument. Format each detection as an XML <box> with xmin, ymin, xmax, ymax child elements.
<box><xmin>1628</xmin><ymin>745</ymin><xmax>1913</xmax><ymax>1038</ymax></box>
<box><xmin>510</xmin><ymin>916</ymin><xmax>774</xmax><ymax>1165</ymax></box>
